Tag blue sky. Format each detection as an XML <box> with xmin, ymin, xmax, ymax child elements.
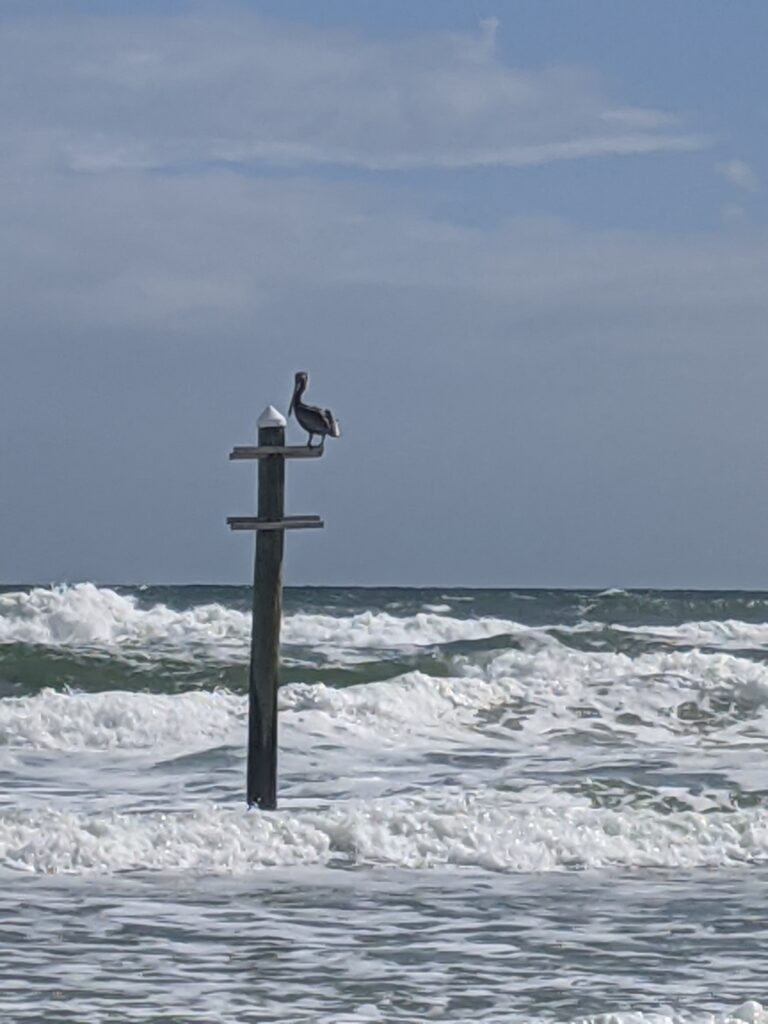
<box><xmin>1</xmin><ymin>1</ymin><xmax>767</xmax><ymax>587</ymax></box>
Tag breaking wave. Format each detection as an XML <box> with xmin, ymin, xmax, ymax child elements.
<box><xmin>3</xmin><ymin>640</ymin><xmax>768</xmax><ymax>753</ymax></box>
<box><xmin>3</xmin><ymin>785</ymin><xmax>768</xmax><ymax>875</ymax></box>
<box><xmin>0</xmin><ymin>583</ymin><xmax>248</xmax><ymax>656</ymax></box>
<box><xmin>0</xmin><ymin>583</ymin><xmax>526</xmax><ymax>658</ymax></box>
<box><xmin>0</xmin><ymin>687</ymin><xmax>244</xmax><ymax>751</ymax></box>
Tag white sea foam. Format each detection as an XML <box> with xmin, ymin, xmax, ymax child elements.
<box><xmin>0</xmin><ymin>583</ymin><xmax>523</xmax><ymax>658</ymax></box>
<box><xmin>0</xmin><ymin>583</ymin><xmax>248</xmax><ymax>657</ymax></box>
<box><xmin>5</xmin><ymin>585</ymin><xmax>768</xmax><ymax>669</ymax></box>
<box><xmin>0</xmin><ymin>673</ymin><xmax>502</xmax><ymax>753</ymax></box>
<box><xmin>352</xmin><ymin>645</ymin><xmax>768</xmax><ymax>750</ymax></box>
<box><xmin>472</xmin><ymin>645</ymin><xmax>768</xmax><ymax>743</ymax></box>
<box><xmin>4</xmin><ymin>640</ymin><xmax>768</xmax><ymax>753</ymax></box>
<box><xmin>2</xmin><ymin>787</ymin><xmax>768</xmax><ymax>875</ymax></box>
<box><xmin>281</xmin><ymin>610</ymin><xmax>520</xmax><ymax>651</ymax></box>
<box><xmin>357</xmin><ymin>1005</ymin><xmax>768</xmax><ymax>1024</ymax></box>
<box><xmin>573</xmin><ymin>1003</ymin><xmax>768</xmax><ymax>1024</ymax></box>
<box><xmin>628</xmin><ymin>619</ymin><xmax>768</xmax><ymax>650</ymax></box>
<box><xmin>0</xmin><ymin>688</ymin><xmax>244</xmax><ymax>750</ymax></box>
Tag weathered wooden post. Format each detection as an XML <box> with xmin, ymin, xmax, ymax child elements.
<box><xmin>228</xmin><ymin>405</ymin><xmax>324</xmax><ymax>809</ymax></box>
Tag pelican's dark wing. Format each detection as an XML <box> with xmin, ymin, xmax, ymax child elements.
<box><xmin>295</xmin><ymin>403</ymin><xmax>329</xmax><ymax>435</ymax></box>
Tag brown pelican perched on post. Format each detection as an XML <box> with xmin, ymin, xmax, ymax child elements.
<box><xmin>288</xmin><ymin>371</ymin><xmax>341</xmax><ymax>448</ymax></box>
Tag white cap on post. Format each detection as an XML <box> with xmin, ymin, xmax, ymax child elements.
<box><xmin>258</xmin><ymin>405</ymin><xmax>287</xmax><ymax>429</ymax></box>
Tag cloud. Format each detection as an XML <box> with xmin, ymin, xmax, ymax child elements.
<box><xmin>716</xmin><ymin>159</ymin><xmax>760</xmax><ymax>193</ymax></box>
<box><xmin>0</xmin><ymin>7</ymin><xmax>705</xmax><ymax>174</ymax></box>
<box><xmin>0</xmin><ymin>6</ymin><xmax>753</xmax><ymax>351</ymax></box>
<box><xmin>2</xmin><ymin>167</ymin><xmax>766</xmax><ymax>343</ymax></box>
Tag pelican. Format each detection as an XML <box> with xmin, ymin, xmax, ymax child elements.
<box><xmin>288</xmin><ymin>371</ymin><xmax>341</xmax><ymax>448</ymax></box>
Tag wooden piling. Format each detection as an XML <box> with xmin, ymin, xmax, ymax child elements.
<box><xmin>228</xmin><ymin>404</ymin><xmax>325</xmax><ymax>810</ymax></box>
<box><xmin>247</xmin><ymin>410</ymin><xmax>285</xmax><ymax>809</ymax></box>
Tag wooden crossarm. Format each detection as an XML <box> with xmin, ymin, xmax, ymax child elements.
<box><xmin>227</xmin><ymin>515</ymin><xmax>324</xmax><ymax>531</ymax></box>
<box><xmin>229</xmin><ymin>446</ymin><xmax>324</xmax><ymax>460</ymax></box>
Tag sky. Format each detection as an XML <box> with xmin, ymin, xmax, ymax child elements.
<box><xmin>1</xmin><ymin>0</ymin><xmax>767</xmax><ymax>588</ymax></box>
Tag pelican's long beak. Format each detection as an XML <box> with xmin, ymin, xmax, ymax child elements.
<box><xmin>288</xmin><ymin>391</ymin><xmax>295</xmax><ymax>418</ymax></box>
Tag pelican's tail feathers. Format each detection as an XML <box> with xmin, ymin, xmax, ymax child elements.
<box><xmin>326</xmin><ymin>411</ymin><xmax>341</xmax><ymax>438</ymax></box>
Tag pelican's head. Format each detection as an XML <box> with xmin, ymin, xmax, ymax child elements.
<box><xmin>289</xmin><ymin>371</ymin><xmax>308</xmax><ymax>416</ymax></box>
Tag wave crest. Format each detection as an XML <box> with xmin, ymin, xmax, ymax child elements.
<box><xmin>0</xmin><ymin>688</ymin><xmax>244</xmax><ymax>750</ymax></box>
<box><xmin>0</xmin><ymin>584</ymin><xmax>523</xmax><ymax>659</ymax></box>
<box><xmin>3</xmin><ymin>789</ymin><xmax>768</xmax><ymax>875</ymax></box>
<box><xmin>3</xmin><ymin>642</ymin><xmax>768</xmax><ymax>754</ymax></box>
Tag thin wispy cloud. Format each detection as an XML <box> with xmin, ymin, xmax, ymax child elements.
<box><xmin>716</xmin><ymin>159</ymin><xmax>760</xmax><ymax>193</ymax></box>
<box><xmin>0</xmin><ymin>4</ymin><xmax>753</xmax><ymax>346</ymax></box>
<box><xmin>2</xmin><ymin>171</ymin><xmax>766</xmax><ymax>338</ymax></box>
<box><xmin>0</xmin><ymin>8</ymin><xmax>706</xmax><ymax>175</ymax></box>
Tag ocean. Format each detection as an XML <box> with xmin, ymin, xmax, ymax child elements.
<box><xmin>1</xmin><ymin>583</ymin><xmax>768</xmax><ymax>1023</ymax></box>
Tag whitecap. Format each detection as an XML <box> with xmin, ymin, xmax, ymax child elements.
<box><xmin>5</xmin><ymin>641</ymin><xmax>768</xmax><ymax>754</ymax></box>
<box><xmin>0</xmin><ymin>584</ymin><xmax>524</xmax><ymax>661</ymax></box>
<box><xmin>0</xmin><ymin>688</ymin><xmax>244</xmax><ymax>751</ymax></box>
<box><xmin>3</xmin><ymin>787</ymin><xmax>768</xmax><ymax>875</ymax></box>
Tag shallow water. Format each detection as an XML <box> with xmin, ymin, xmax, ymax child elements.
<box><xmin>1</xmin><ymin>584</ymin><xmax>768</xmax><ymax>1021</ymax></box>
